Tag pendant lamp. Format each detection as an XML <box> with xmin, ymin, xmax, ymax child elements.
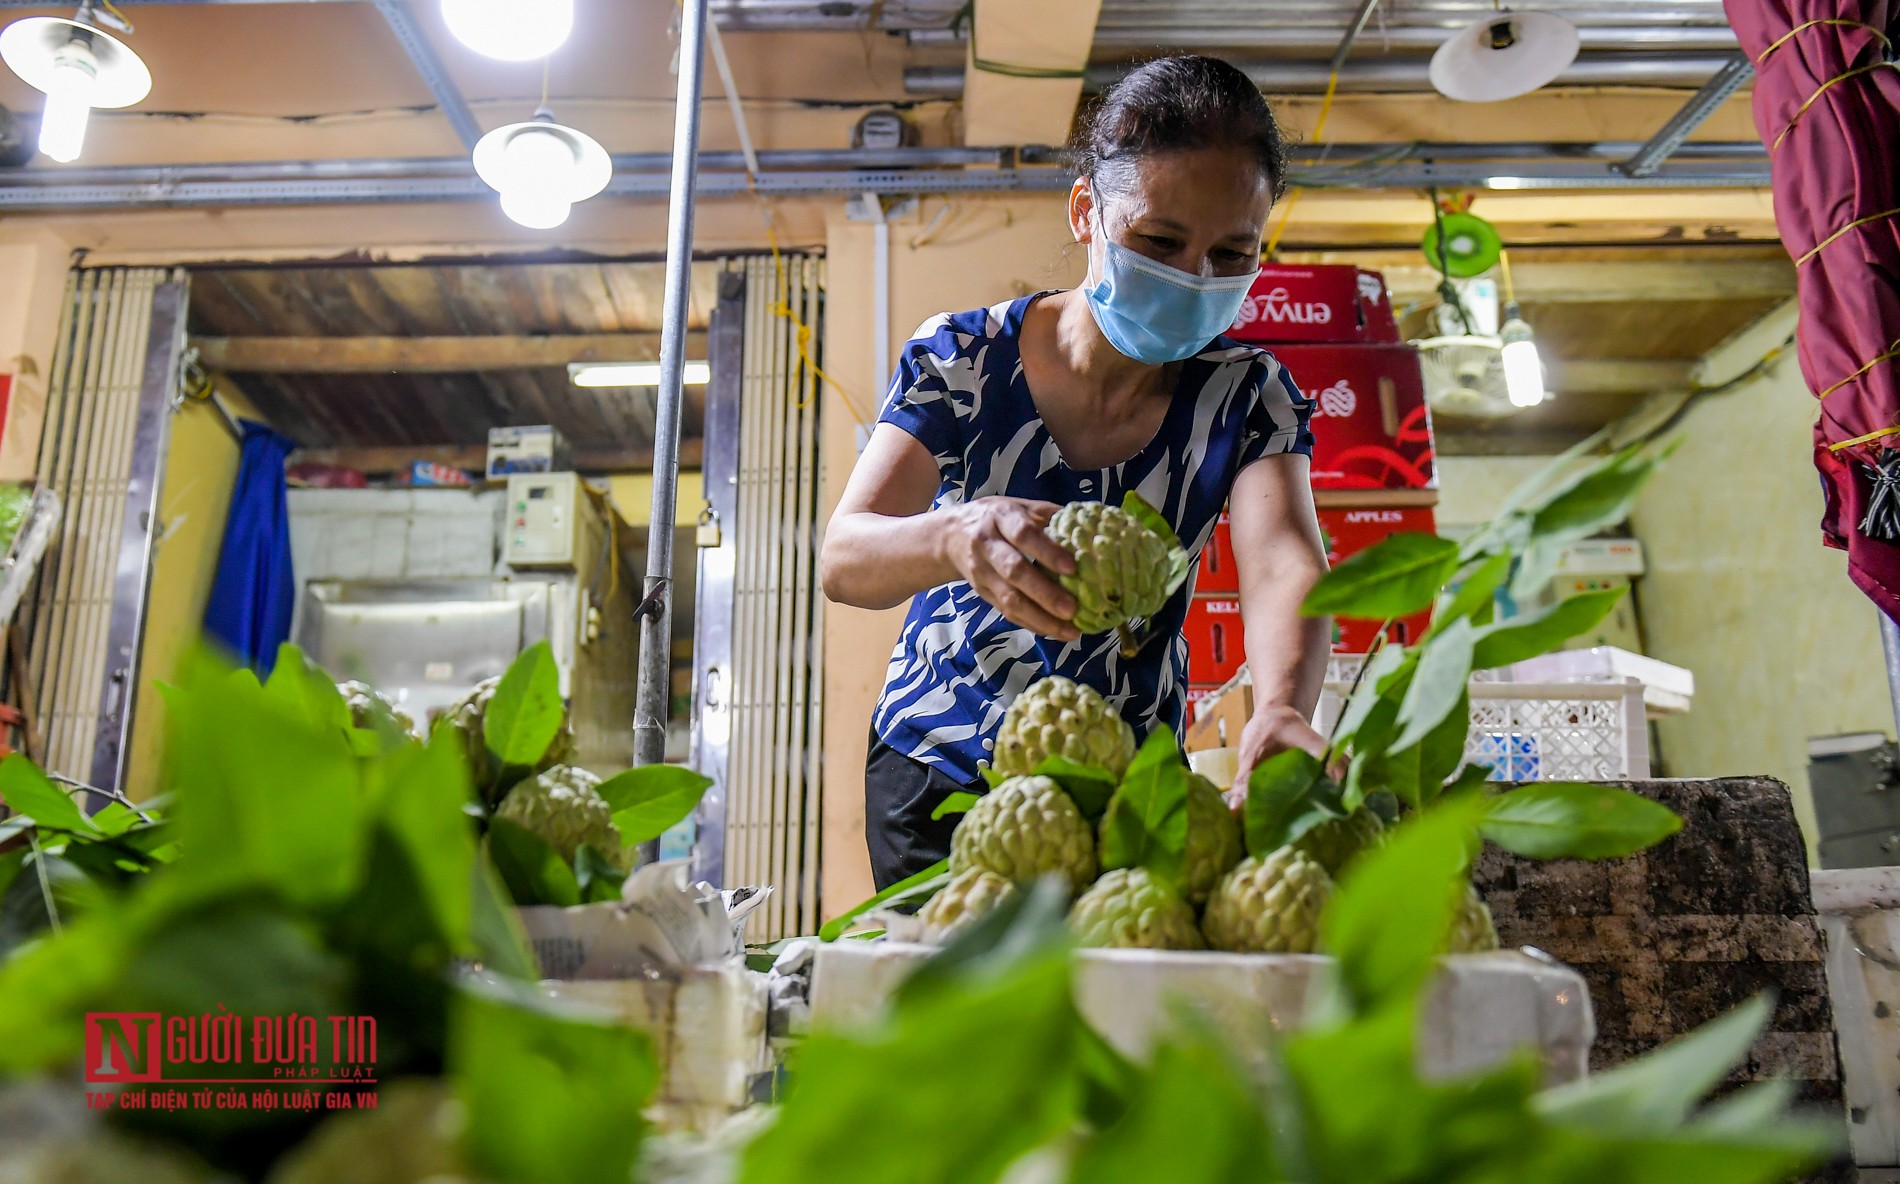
<box><xmin>473</xmin><ymin>107</ymin><xmax>612</xmax><ymax>230</ymax></box>
<box><xmin>1429</xmin><ymin>10</ymin><xmax>1580</xmax><ymax>102</ymax></box>
<box><xmin>0</xmin><ymin>5</ymin><xmax>151</xmax><ymax>163</ymax></box>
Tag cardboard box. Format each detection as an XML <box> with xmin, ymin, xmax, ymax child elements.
<box><xmin>1317</xmin><ymin>504</ymin><xmax>1437</xmax><ymax>651</ymax></box>
<box><xmin>1227</xmin><ymin>264</ymin><xmax>1400</xmax><ymax>346</ymax></box>
<box><xmin>1183</xmin><ymin>596</ymin><xmax>1246</xmax><ymax>686</ymax></box>
<box><xmin>1275</xmin><ymin>344</ymin><xmax>1435</xmax><ymax>492</ymax></box>
<box><xmin>1196</xmin><ymin>512</ymin><xmax>1240</xmax><ymax>594</ymax></box>
<box><xmin>1185</xmin><ymin>680</ymin><xmax>1253</xmax><ymax>753</ymax></box>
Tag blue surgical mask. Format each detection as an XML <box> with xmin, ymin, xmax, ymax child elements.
<box><xmin>1083</xmin><ymin>235</ymin><xmax>1260</xmax><ymax>365</ymax></box>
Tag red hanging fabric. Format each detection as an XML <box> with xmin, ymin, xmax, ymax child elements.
<box><xmin>1724</xmin><ymin>2</ymin><xmax>1900</xmax><ymax>619</ymax></box>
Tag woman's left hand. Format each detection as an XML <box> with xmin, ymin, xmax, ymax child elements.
<box><xmin>1226</xmin><ymin>704</ymin><xmax>1333</xmax><ymax>811</ymax></box>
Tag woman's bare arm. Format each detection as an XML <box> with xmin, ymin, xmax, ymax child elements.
<box><xmin>1225</xmin><ymin>453</ymin><xmax>1333</xmax><ymax>787</ymax></box>
<box><xmin>820</xmin><ymin>423</ymin><xmax>1081</xmax><ymax>640</ymax></box>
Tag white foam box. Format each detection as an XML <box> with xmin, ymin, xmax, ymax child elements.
<box><xmin>1504</xmin><ymin>646</ymin><xmax>1694</xmax><ymax>715</ymax></box>
<box><xmin>810</xmin><ymin>943</ymin><xmax>1594</xmax><ymax>1086</ymax></box>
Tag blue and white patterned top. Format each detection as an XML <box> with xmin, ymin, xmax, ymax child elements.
<box><xmin>870</xmin><ymin>293</ymin><xmax>1316</xmax><ymax>784</ymax></box>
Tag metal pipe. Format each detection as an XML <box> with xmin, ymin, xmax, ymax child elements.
<box><xmin>1618</xmin><ymin>54</ymin><xmax>1756</xmax><ymax>178</ymax></box>
<box><xmin>905</xmin><ymin>52</ymin><xmax>1744</xmax><ymax>95</ymax></box>
<box><xmin>908</xmin><ymin>25</ymin><xmax>1741</xmax><ymax>50</ymax></box>
<box><xmin>1328</xmin><ymin>0</ymin><xmax>1385</xmax><ymax>75</ymax></box>
<box><xmin>1882</xmin><ymin>613</ymin><xmax>1900</xmax><ymax>744</ymax></box>
<box><xmin>632</xmin><ymin>0</ymin><xmax>712</xmax><ymax>863</ymax></box>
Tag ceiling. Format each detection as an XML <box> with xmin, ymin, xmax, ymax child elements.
<box><xmin>188</xmin><ymin>259</ymin><xmax>725</xmax><ymax>466</ymax></box>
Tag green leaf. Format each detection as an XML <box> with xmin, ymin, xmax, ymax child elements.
<box><xmin>1528</xmin><ymin>444</ymin><xmax>1664</xmax><ymax>546</ymax></box>
<box><xmin>931</xmin><ymin>791</ymin><xmax>982</xmax><ymax>821</ymax></box>
<box><xmin>1322</xmin><ymin>795</ymin><xmax>1482</xmax><ymax>1013</ymax></box>
<box><xmin>819</xmin><ymin>859</ymin><xmax>949</xmax><ymax>941</ymax></box>
<box><xmin>1478</xmin><ymin>784</ymin><xmax>1683</xmax><ymax>860</ymax></box>
<box><xmin>487</xmin><ymin>818</ymin><xmax>581</xmax><ymax>908</ymax></box>
<box><xmin>1121</xmin><ymin>490</ymin><xmax>1182</xmax><ymax>550</ymax></box>
<box><xmin>1241</xmin><ymin>748</ymin><xmax>1328</xmax><ymax>858</ymax></box>
<box><xmin>1472</xmin><ymin>588</ymin><xmax>1627</xmax><ymax>671</ymax></box>
<box><xmin>739</xmin><ymin>950</ymin><xmax>1079</xmax><ymax>1184</ymax></box>
<box><xmin>896</xmin><ymin>876</ymin><xmax>1071</xmax><ymax>1008</ymax></box>
<box><xmin>484</xmin><ymin>641</ymin><xmax>565</xmax><ymax>768</ymax></box>
<box><xmin>1367</xmin><ymin>687</ymin><xmax>1470</xmax><ymax>809</ymax></box>
<box><xmin>1431</xmin><ymin>552</ymin><xmax>1513</xmax><ymax>633</ymax></box>
<box><xmin>162</xmin><ymin>668</ymin><xmax>369</xmax><ymax>907</ymax></box>
<box><xmin>452</xmin><ymin>980</ymin><xmax>658</xmax><ymax>1184</ymax></box>
<box><xmin>470</xmin><ymin>857</ymin><xmax>539</xmax><ymax>980</ymax></box>
<box><xmin>1690</xmin><ymin>1080</ymin><xmax>1798</xmax><ymax>1136</ymax></box>
<box><xmin>600</xmin><ymin>764</ymin><xmax>712</xmax><ymax>848</ymax></box>
<box><xmin>0</xmin><ymin>757</ymin><xmax>90</xmax><ymax>834</ymax></box>
<box><xmin>1030</xmin><ymin>755</ymin><xmax>1118</xmax><ymax>820</ymax></box>
<box><xmin>262</xmin><ymin>644</ymin><xmax>353</xmax><ymax>738</ymax></box>
<box><xmin>573</xmin><ymin>845</ymin><xmax>627</xmax><ymax>904</ymax></box>
<box><xmin>372</xmin><ymin>731</ymin><xmax>478</xmax><ymax>945</ymax></box>
<box><xmin>1098</xmin><ymin>728</ymin><xmax>1192</xmax><ymax>886</ymax></box>
<box><xmin>1068</xmin><ymin>1028</ymin><xmax>1279</xmax><ymax>1184</ymax></box>
<box><xmin>1328</xmin><ymin>645</ymin><xmax>1412</xmax><ymax>756</ymax></box>
<box><xmin>981</xmin><ymin>765</ymin><xmax>1009</xmax><ymax>790</ymax></box>
<box><xmin>1303</xmin><ymin>533</ymin><xmax>1460</xmax><ymax>620</ymax></box>
<box><xmin>1510</xmin><ymin>536</ymin><xmax>1567</xmax><ymax>601</ymax></box>
<box><xmin>1390</xmin><ymin>618</ymin><xmax>1476</xmax><ymax>754</ymax></box>
<box><xmin>1536</xmin><ymin>995</ymin><xmax>1774</xmax><ymax>1133</ymax></box>
<box><xmin>0</xmin><ymin>853</ymin><xmax>109</xmax><ymax>957</ymax></box>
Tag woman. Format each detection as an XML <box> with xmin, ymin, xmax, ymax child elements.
<box><xmin>821</xmin><ymin>55</ymin><xmax>1332</xmax><ymax>889</ymax></box>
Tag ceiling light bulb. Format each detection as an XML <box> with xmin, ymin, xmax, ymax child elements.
<box><xmin>496</xmin><ymin>126</ymin><xmax>578</xmax><ymax>228</ymax></box>
<box><xmin>441</xmin><ymin>0</ymin><xmax>573</xmax><ymax>61</ymax></box>
<box><xmin>38</xmin><ymin>44</ymin><xmax>95</xmax><ymax>162</ymax></box>
<box><xmin>1499</xmin><ymin>319</ymin><xmax>1546</xmax><ymax>408</ymax></box>
<box><xmin>570</xmin><ymin>361</ymin><xmax>711</xmax><ymax>388</ymax></box>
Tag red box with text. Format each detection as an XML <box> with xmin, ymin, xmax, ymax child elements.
<box><xmin>1226</xmin><ymin>264</ymin><xmax>1400</xmax><ymax>346</ymax></box>
<box><xmin>1183</xmin><ymin>596</ymin><xmax>1247</xmax><ymax>686</ymax></box>
<box><xmin>1317</xmin><ymin>504</ymin><xmax>1437</xmax><ymax>652</ymax></box>
<box><xmin>1275</xmin><ymin>344</ymin><xmax>1435</xmax><ymax>492</ymax></box>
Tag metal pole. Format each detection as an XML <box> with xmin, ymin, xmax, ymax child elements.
<box><xmin>1881</xmin><ymin>613</ymin><xmax>1900</xmax><ymax>742</ymax></box>
<box><xmin>632</xmin><ymin>0</ymin><xmax>713</xmax><ymax>864</ymax></box>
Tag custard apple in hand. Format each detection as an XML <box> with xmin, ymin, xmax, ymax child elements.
<box><xmin>1044</xmin><ymin>500</ymin><xmax>1174</xmax><ymax>635</ymax></box>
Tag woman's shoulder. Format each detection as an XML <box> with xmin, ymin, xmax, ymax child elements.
<box><xmin>1188</xmin><ymin>336</ymin><xmax>1300</xmax><ymax>393</ymax></box>
<box><xmin>902</xmin><ymin>294</ymin><xmax>1042</xmax><ymax>356</ymax></box>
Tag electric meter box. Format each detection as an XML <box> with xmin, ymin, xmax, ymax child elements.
<box><xmin>487</xmin><ymin>424</ymin><xmax>573</xmax><ymax>479</ymax></box>
<box><xmin>505</xmin><ymin>472</ymin><xmax>586</xmax><ymax>568</ymax></box>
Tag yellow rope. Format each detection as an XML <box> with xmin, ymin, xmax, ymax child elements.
<box><xmin>752</xmin><ymin>190</ymin><xmax>871</xmax><ymax>421</ymax></box>
<box><xmin>1757</xmin><ymin>18</ymin><xmax>1891</xmax><ymax>64</ymax></box>
<box><xmin>1263</xmin><ymin>67</ymin><xmax>1342</xmax><ymax>258</ymax></box>
<box><xmin>1821</xmin><ymin>345</ymin><xmax>1900</xmax><ymax>451</ymax></box>
<box><xmin>1796</xmin><ymin>206</ymin><xmax>1900</xmax><ymax>266</ymax></box>
<box><xmin>1772</xmin><ymin>62</ymin><xmax>1900</xmax><ymax>153</ymax></box>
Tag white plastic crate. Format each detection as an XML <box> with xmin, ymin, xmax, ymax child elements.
<box><xmin>1315</xmin><ymin>664</ymin><xmax>1649</xmax><ymax>782</ymax></box>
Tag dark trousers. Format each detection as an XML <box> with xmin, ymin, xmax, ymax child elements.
<box><xmin>864</xmin><ymin>730</ymin><xmax>981</xmax><ymax>890</ymax></box>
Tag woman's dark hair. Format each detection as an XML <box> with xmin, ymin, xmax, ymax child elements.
<box><xmin>1071</xmin><ymin>55</ymin><xmax>1289</xmax><ymax>203</ymax></box>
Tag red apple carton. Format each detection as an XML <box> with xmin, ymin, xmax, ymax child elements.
<box><xmin>1227</xmin><ymin>264</ymin><xmax>1400</xmax><ymax>346</ymax></box>
<box><xmin>1274</xmin><ymin>344</ymin><xmax>1435</xmax><ymax>492</ymax></box>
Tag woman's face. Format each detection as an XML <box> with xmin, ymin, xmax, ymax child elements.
<box><xmin>1071</xmin><ymin>144</ymin><xmax>1273</xmax><ymax>281</ymax></box>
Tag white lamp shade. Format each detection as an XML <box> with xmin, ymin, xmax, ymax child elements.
<box><xmin>441</xmin><ymin>0</ymin><xmax>574</xmax><ymax>61</ymax></box>
<box><xmin>0</xmin><ymin>17</ymin><xmax>150</xmax><ymax>108</ymax></box>
<box><xmin>473</xmin><ymin>119</ymin><xmax>612</xmax><ymax>202</ymax></box>
<box><xmin>1429</xmin><ymin>11</ymin><xmax>1581</xmax><ymax>102</ymax></box>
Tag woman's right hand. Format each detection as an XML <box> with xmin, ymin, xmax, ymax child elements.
<box><xmin>942</xmin><ymin>497</ymin><xmax>1081</xmax><ymax>640</ymax></box>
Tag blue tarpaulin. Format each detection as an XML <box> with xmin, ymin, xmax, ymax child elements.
<box><xmin>203</xmin><ymin>421</ymin><xmax>298</xmax><ymax>674</ymax></box>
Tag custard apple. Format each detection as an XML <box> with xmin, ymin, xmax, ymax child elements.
<box><xmin>1177</xmin><ymin>773</ymin><xmax>1244</xmax><ymax>905</ymax></box>
<box><xmin>950</xmin><ymin>775</ymin><xmax>1097</xmax><ymax>894</ymax></box>
<box><xmin>1045</xmin><ymin>500</ymin><xmax>1174</xmax><ymax>634</ymax></box>
<box><xmin>1068</xmin><ymin>867</ymin><xmax>1204</xmax><ymax>950</ymax></box>
<box><xmin>1202</xmin><ymin>847</ymin><xmax>1333</xmax><ymax>953</ymax></box>
<box><xmin>266</xmin><ymin>1080</ymin><xmax>466</xmax><ymax>1184</ymax></box>
<box><xmin>437</xmin><ymin>675</ymin><xmax>575</xmax><ymax>802</ymax></box>
<box><xmin>1291</xmin><ymin>808</ymin><xmax>1385</xmax><ymax>877</ymax></box>
<box><xmin>917</xmin><ymin>868</ymin><xmax>1017</xmax><ymax>942</ymax></box>
<box><xmin>995</xmin><ymin>676</ymin><xmax>1137</xmax><ymax>780</ymax></box>
<box><xmin>337</xmin><ymin>680</ymin><xmax>417</xmax><ymax>738</ymax></box>
<box><xmin>1449</xmin><ymin>885</ymin><xmax>1500</xmax><ymax>953</ymax></box>
<box><xmin>494</xmin><ymin>765</ymin><xmax>626</xmax><ymax>869</ymax></box>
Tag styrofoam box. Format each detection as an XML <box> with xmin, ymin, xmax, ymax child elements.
<box><xmin>811</xmin><ymin>943</ymin><xmax>1594</xmax><ymax>1087</ymax></box>
<box><xmin>1503</xmin><ymin>646</ymin><xmax>1694</xmax><ymax>712</ymax></box>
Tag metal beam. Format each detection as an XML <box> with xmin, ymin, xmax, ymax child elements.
<box><xmin>0</xmin><ymin>159</ymin><xmax>1773</xmax><ymax>211</ymax></box>
<box><xmin>372</xmin><ymin>0</ymin><xmax>483</xmax><ymax>151</ymax></box>
<box><xmin>193</xmin><ymin>331</ymin><xmax>703</xmax><ymax>373</ymax></box>
<box><xmin>1617</xmin><ymin>55</ymin><xmax>1756</xmax><ymax>178</ymax></box>
<box><xmin>907</xmin><ymin>52</ymin><xmax>1744</xmax><ymax>95</ymax></box>
<box><xmin>1382</xmin><ymin>260</ymin><xmax>1794</xmax><ymax>304</ymax></box>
